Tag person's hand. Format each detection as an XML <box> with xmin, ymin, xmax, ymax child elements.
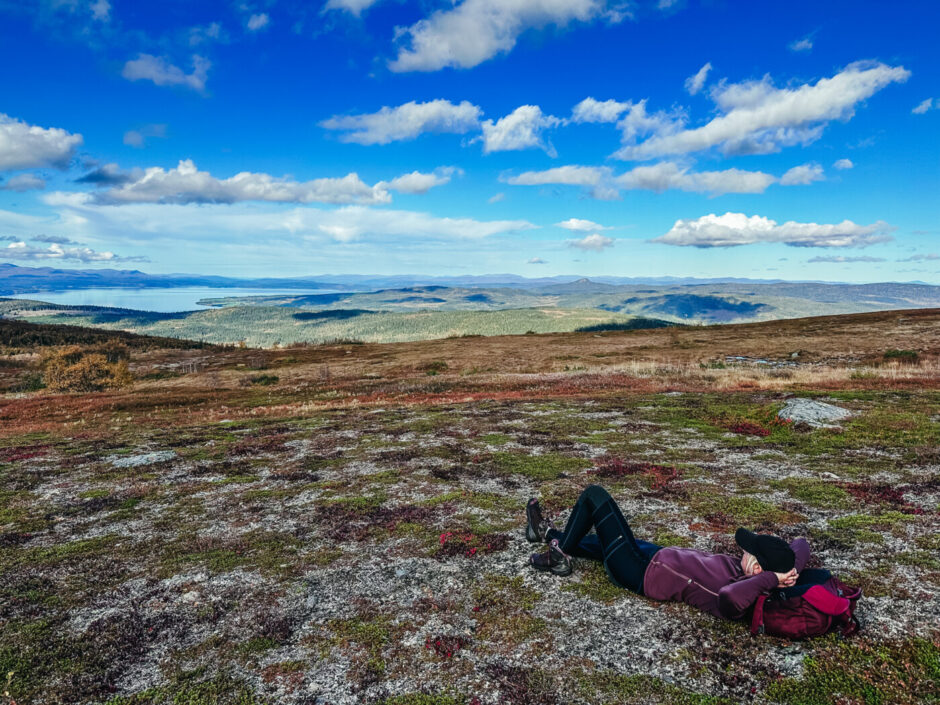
<box><xmin>774</xmin><ymin>568</ymin><xmax>798</xmax><ymax>588</ymax></box>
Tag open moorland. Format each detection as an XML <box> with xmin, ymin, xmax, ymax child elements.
<box><xmin>1</xmin><ymin>308</ymin><xmax>938</xmax><ymax>704</ymax></box>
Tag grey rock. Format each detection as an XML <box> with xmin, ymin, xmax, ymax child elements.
<box><xmin>108</xmin><ymin>450</ymin><xmax>177</xmax><ymax>468</ymax></box>
<box><xmin>778</xmin><ymin>398</ymin><xmax>856</xmax><ymax>428</ymax></box>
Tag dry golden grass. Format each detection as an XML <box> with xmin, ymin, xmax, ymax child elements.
<box><xmin>1</xmin><ymin>308</ymin><xmax>937</xmax><ymax>437</ymax></box>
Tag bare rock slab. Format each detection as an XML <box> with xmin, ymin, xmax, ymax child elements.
<box><xmin>778</xmin><ymin>398</ymin><xmax>856</xmax><ymax>428</ymax></box>
<box><xmin>108</xmin><ymin>450</ymin><xmax>177</xmax><ymax>468</ymax></box>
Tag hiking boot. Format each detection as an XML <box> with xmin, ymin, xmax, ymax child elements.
<box><xmin>529</xmin><ymin>539</ymin><xmax>573</xmax><ymax>576</ymax></box>
<box><xmin>525</xmin><ymin>497</ymin><xmax>553</xmax><ymax>543</ymax></box>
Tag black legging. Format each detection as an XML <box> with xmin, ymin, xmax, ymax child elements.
<box><xmin>545</xmin><ymin>484</ymin><xmax>661</xmax><ymax>594</ymax></box>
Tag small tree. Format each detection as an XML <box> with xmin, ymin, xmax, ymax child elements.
<box><xmin>41</xmin><ymin>346</ymin><xmax>133</xmax><ymax>392</ymax></box>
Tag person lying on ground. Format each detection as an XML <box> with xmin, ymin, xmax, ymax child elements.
<box><xmin>526</xmin><ymin>484</ymin><xmax>805</xmax><ymax>622</ymax></box>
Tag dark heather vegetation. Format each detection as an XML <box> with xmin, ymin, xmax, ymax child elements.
<box><xmin>0</xmin><ymin>308</ymin><xmax>937</xmax><ymax>704</ymax></box>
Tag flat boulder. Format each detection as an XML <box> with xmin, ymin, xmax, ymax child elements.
<box><xmin>108</xmin><ymin>450</ymin><xmax>177</xmax><ymax>467</ymax></box>
<box><xmin>778</xmin><ymin>398</ymin><xmax>855</xmax><ymax>428</ymax></box>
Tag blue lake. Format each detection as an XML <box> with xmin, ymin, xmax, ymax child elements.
<box><xmin>6</xmin><ymin>287</ymin><xmax>344</xmax><ymax>313</ymax></box>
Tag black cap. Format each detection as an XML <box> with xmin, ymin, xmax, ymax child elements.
<box><xmin>735</xmin><ymin>528</ymin><xmax>795</xmax><ymax>573</ymax></box>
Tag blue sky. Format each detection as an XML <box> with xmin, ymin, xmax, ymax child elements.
<box><xmin>0</xmin><ymin>0</ymin><xmax>937</xmax><ymax>282</ymax></box>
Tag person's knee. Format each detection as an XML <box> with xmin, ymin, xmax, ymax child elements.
<box><xmin>584</xmin><ymin>484</ymin><xmax>612</xmax><ymax>506</ymax></box>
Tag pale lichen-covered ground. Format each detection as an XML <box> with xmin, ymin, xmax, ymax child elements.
<box><xmin>1</xmin><ymin>310</ymin><xmax>939</xmax><ymax>704</ymax></box>
<box><xmin>2</xmin><ymin>389</ymin><xmax>938</xmax><ymax>705</ymax></box>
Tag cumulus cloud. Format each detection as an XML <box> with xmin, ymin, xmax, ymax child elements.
<box><xmin>505</xmin><ymin>165</ymin><xmax>609</xmax><ymax>187</ymax></box>
<box><xmin>381</xmin><ymin>167</ymin><xmax>459</xmax><ymax>194</ymax></box>
<box><xmin>480</xmin><ymin>105</ymin><xmax>561</xmax><ymax>155</ymax></box>
<box><xmin>324</xmin><ymin>0</ymin><xmax>382</xmax><ymax>15</ymax></box>
<box><xmin>79</xmin><ymin>160</ymin><xmax>456</xmax><ymax>205</ymax></box>
<box><xmin>557</xmin><ymin>218</ymin><xmax>609</xmax><ymax>231</ymax></box>
<box><xmin>833</xmin><ymin>158</ymin><xmax>854</xmax><ymax>170</ymax></box>
<box><xmin>571</xmin><ymin>97</ymin><xmax>631</xmax><ymax>123</ymax></box>
<box><xmin>527</xmin><ymin>257</ymin><xmax>547</xmax><ymax>264</ymax></box>
<box><xmin>568</xmin><ymin>233</ymin><xmax>614</xmax><ymax>251</ymax></box>
<box><xmin>684</xmin><ymin>62</ymin><xmax>712</xmax><ymax>95</ymax></box>
<box><xmin>653</xmin><ymin>212</ymin><xmax>895</xmax><ymax>248</ymax></box>
<box><xmin>246</xmin><ymin>13</ymin><xmax>269</xmax><ymax>31</ymax></box>
<box><xmin>779</xmin><ymin>163</ymin><xmax>824</xmax><ymax>185</ymax></box>
<box><xmin>789</xmin><ymin>37</ymin><xmax>813</xmax><ymax>52</ymax></box>
<box><xmin>505</xmin><ymin>161</ymin><xmax>822</xmax><ymax>197</ymax></box>
<box><xmin>0</xmin><ymin>113</ymin><xmax>83</xmax><ymax>171</ymax></box>
<box><xmin>807</xmin><ymin>255</ymin><xmax>885</xmax><ymax>263</ymax></box>
<box><xmin>320</xmin><ymin>99</ymin><xmax>482</xmax><ymax>145</ymax></box>
<box><xmin>1</xmin><ymin>174</ymin><xmax>46</xmax><ymax>192</ymax></box>
<box><xmin>122</xmin><ymin>54</ymin><xmax>211</xmax><ymax>92</ymax></box>
<box><xmin>389</xmin><ymin>0</ymin><xmax>617</xmax><ymax>72</ymax></box>
<box><xmin>123</xmin><ymin>123</ymin><xmax>167</xmax><ymax>148</ymax></box>
<box><xmin>617</xmin><ymin>162</ymin><xmax>777</xmax><ymax>195</ymax></box>
<box><xmin>488</xmin><ymin>192</ymin><xmax>505</xmax><ymax>203</ymax></box>
<box><xmin>912</xmin><ymin>98</ymin><xmax>934</xmax><ymax>114</ymax></box>
<box><xmin>614</xmin><ymin>62</ymin><xmax>909</xmax><ymax>160</ymax></box>
<box><xmin>2</xmin><ymin>240</ymin><xmax>145</xmax><ymax>263</ymax></box>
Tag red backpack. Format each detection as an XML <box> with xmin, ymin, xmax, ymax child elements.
<box><xmin>750</xmin><ymin>569</ymin><xmax>862</xmax><ymax>640</ymax></box>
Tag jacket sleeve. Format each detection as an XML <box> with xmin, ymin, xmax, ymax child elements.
<box><xmin>717</xmin><ymin>571</ymin><xmax>779</xmax><ymax>620</ymax></box>
<box><xmin>790</xmin><ymin>538</ymin><xmax>810</xmax><ymax>573</ymax></box>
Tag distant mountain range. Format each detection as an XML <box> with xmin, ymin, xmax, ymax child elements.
<box><xmin>0</xmin><ymin>263</ymin><xmax>882</xmax><ymax>296</ymax></box>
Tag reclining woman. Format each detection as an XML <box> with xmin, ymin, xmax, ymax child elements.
<box><xmin>526</xmin><ymin>484</ymin><xmax>805</xmax><ymax>622</ymax></box>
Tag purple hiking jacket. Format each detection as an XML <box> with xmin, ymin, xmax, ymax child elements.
<box><xmin>642</xmin><ymin>538</ymin><xmax>811</xmax><ymax>620</ymax></box>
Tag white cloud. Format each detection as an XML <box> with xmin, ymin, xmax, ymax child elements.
<box><xmin>1</xmin><ymin>174</ymin><xmax>46</xmax><ymax>191</ymax></box>
<box><xmin>488</xmin><ymin>192</ymin><xmax>505</xmax><ymax>203</ymax></box>
<box><xmin>779</xmin><ymin>163</ymin><xmax>824</xmax><ymax>185</ymax></box>
<box><xmin>78</xmin><ymin>161</ymin><xmax>456</xmax><ymax>206</ymax></box>
<box><xmin>324</xmin><ymin>0</ymin><xmax>382</xmax><ymax>15</ymax></box>
<box><xmin>122</xmin><ymin>54</ymin><xmax>211</xmax><ymax>92</ymax></box>
<box><xmin>653</xmin><ymin>212</ymin><xmax>895</xmax><ymax>248</ymax></box>
<box><xmin>43</xmin><ymin>195</ymin><xmax>537</xmax><ymax>245</ymax></box>
<box><xmin>506</xmin><ymin>161</ymin><xmax>811</xmax><ymax>197</ymax></box>
<box><xmin>571</xmin><ymin>97</ymin><xmax>631</xmax><ymax>123</ymax></box>
<box><xmin>789</xmin><ymin>37</ymin><xmax>813</xmax><ymax>52</ymax></box>
<box><xmin>614</xmin><ymin>61</ymin><xmax>909</xmax><ymax>160</ymax></box>
<box><xmin>557</xmin><ymin>218</ymin><xmax>609</xmax><ymax>231</ymax></box>
<box><xmin>320</xmin><ymin>99</ymin><xmax>482</xmax><ymax>145</ymax></box>
<box><xmin>505</xmin><ymin>165</ymin><xmax>609</xmax><ymax>186</ymax></box>
<box><xmin>833</xmin><ymin>158</ymin><xmax>854</xmax><ymax>170</ymax></box>
<box><xmin>480</xmin><ymin>105</ymin><xmax>561</xmax><ymax>155</ymax></box>
<box><xmin>912</xmin><ymin>98</ymin><xmax>934</xmax><ymax>114</ymax></box>
<box><xmin>527</xmin><ymin>257</ymin><xmax>547</xmax><ymax>264</ymax></box>
<box><xmin>389</xmin><ymin>0</ymin><xmax>615</xmax><ymax>72</ymax></box>
<box><xmin>188</xmin><ymin>22</ymin><xmax>225</xmax><ymax>46</ymax></box>
<box><xmin>123</xmin><ymin>124</ymin><xmax>167</xmax><ymax>148</ymax></box>
<box><xmin>87</xmin><ymin>159</ymin><xmax>397</xmax><ymax>206</ymax></box>
<box><xmin>0</xmin><ymin>113</ymin><xmax>83</xmax><ymax>171</ymax></box>
<box><xmin>2</xmin><ymin>240</ymin><xmax>143</xmax><ymax>263</ymax></box>
<box><xmin>684</xmin><ymin>62</ymin><xmax>712</xmax><ymax>95</ymax></box>
<box><xmin>568</xmin><ymin>233</ymin><xmax>614</xmax><ymax>251</ymax></box>
<box><xmin>381</xmin><ymin>167</ymin><xmax>459</xmax><ymax>194</ymax></box>
<box><xmin>246</xmin><ymin>13</ymin><xmax>269</xmax><ymax>31</ymax></box>
<box><xmin>807</xmin><ymin>255</ymin><xmax>885</xmax><ymax>263</ymax></box>
<box><xmin>617</xmin><ymin>162</ymin><xmax>777</xmax><ymax>195</ymax></box>
<box><xmin>90</xmin><ymin>0</ymin><xmax>110</xmax><ymax>21</ymax></box>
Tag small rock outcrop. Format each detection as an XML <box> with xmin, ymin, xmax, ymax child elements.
<box><xmin>778</xmin><ymin>398</ymin><xmax>856</xmax><ymax>428</ymax></box>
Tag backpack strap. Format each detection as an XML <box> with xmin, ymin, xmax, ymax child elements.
<box><xmin>750</xmin><ymin>594</ymin><xmax>767</xmax><ymax>635</ymax></box>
